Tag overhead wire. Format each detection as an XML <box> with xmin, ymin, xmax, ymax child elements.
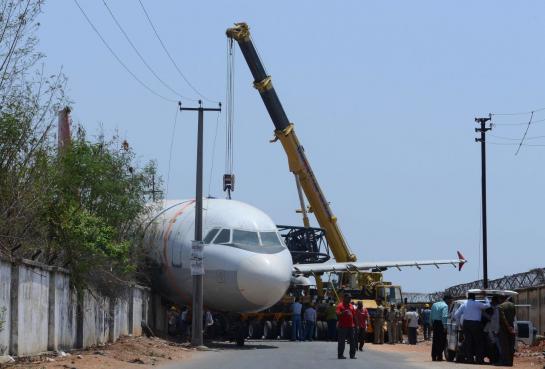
<box><xmin>102</xmin><ymin>0</ymin><xmax>198</xmax><ymax>102</ymax></box>
<box><xmin>165</xmin><ymin>103</ymin><xmax>181</xmax><ymax>202</ymax></box>
<box><xmin>137</xmin><ymin>0</ymin><xmax>219</xmax><ymax>104</ymax></box>
<box><xmin>515</xmin><ymin>111</ymin><xmax>534</xmax><ymax>155</ymax></box>
<box><xmin>490</xmin><ymin>134</ymin><xmax>545</xmax><ymax>141</ymax></box>
<box><xmin>72</xmin><ymin>0</ymin><xmax>177</xmax><ymax>103</ymax></box>
<box><xmin>490</xmin><ymin>106</ymin><xmax>545</xmax><ymax>117</ymax></box>
<box><xmin>487</xmin><ymin>141</ymin><xmax>545</xmax><ymax>147</ymax></box>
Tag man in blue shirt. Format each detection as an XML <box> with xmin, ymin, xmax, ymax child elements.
<box><xmin>421</xmin><ymin>304</ymin><xmax>432</xmax><ymax>341</ymax></box>
<box><xmin>430</xmin><ymin>294</ymin><xmax>452</xmax><ymax>361</ymax></box>
<box><xmin>291</xmin><ymin>297</ymin><xmax>303</xmax><ymax>341</ymax></box>
<box><xmin>454</xmin><ymin>293</ymin><xmax>490</xmax><ymax>364</ymax></box>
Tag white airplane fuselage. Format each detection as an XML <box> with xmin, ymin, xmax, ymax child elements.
<box><xmin>146</xmin><ymin>198</ymin><xmax>293</xmax><ymax>313</ymax></box>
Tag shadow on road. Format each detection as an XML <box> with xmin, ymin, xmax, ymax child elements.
<box><xmin>205</xmin><ymin>340</ymin><xmax>279</xmax><ymax>351</ymax></box>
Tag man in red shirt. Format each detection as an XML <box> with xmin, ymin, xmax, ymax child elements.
<box><xmin>336</xmin><ymin>293</ymin><xmax>357</xmax><ymax>359</ymax></box>
<box><xmin>356</xmin><ymin>301</ymin><xmax>369</xmax><ymax>351</ymax></box>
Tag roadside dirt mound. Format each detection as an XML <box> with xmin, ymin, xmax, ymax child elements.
<box><xmin>5</xmin><ymin>336</ymin><xmax>195</xmax><ymax>369</ymax></box>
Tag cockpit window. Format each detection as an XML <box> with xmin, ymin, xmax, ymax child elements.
<box><xmin>203</xmin><ymin>228</ymin><xmax>220</xmax><ymax>244</ymax></box>
<box><xmin>260</xmin><ymin>231</ymin><xmax>282</xmax><ymax>246</ymax></box>
<box><xmin>213</xmin><ymin>229</ymin><xmax>231</xmax><ymax>244</ymax></box>
<box><xmin>232</xmin><ymin>229</ymin><xmax>259</xmax><ymax>246</ymax></box>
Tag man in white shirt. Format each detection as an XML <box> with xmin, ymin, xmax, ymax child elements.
<box><xmin>405</xmin><ymin>307</ymin><xmax>419</xmax><ymax>345</ymax></box>
<box><xmin>454</xmin><ymin>293</ymin><xmax>490</xmax><ymax>364</ymax></box>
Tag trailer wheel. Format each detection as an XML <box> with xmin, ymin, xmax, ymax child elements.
<box><xmin>248</xmin><ymin>321</ymin><xmax>263</xmax><ymax>339</ymax></box>
<box><xmin>271</xmin><ymin>320</ymin><xmax>279</xmax><ymax>339</ymax></box>
<box><xmin>281</xmin><ymin>321</ymin><xmax>292</xmax><ymax>340</ymax></box>
<box><xmin>263</xmin><ymin>321</ymin><xmax>274</xmax><ymax>339</ymax></box>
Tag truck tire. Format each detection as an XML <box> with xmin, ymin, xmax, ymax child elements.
<box><xmin>248</xmin><ymin>321</ymin><xmax>263</xmax><ymax>339</ymax></box>
<box><xmin>263</xmin><ymin>321</ymin><xmax>274</xmax><ymax>339</ymax></box>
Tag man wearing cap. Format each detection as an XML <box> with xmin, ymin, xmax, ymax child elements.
<box><xmin>422</xmin><ymin>304</ymin><xmax>432</xmax><ymax>341</ymax></box>
<box><xmin>336</xmin><ymin>293</ymin><xmax>357</xmax><ymax>359</ymax></box>
<box><xmin>430</xmin><ymin>294</ymin><xmax>452</xmax><ymax>361</ymax></box>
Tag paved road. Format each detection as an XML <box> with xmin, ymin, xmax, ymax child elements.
<box><xmin>159</xmin><ymin>340</ymin><xmax>484</xmax><ymax>369</ymax></box>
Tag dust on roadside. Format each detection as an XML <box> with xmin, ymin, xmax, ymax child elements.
<box><xmin>3</xmin><ymin>335</ymin><xmax>196</xmax><ymax>369</ymax></box>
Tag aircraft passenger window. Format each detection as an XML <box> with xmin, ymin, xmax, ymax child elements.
<box><xmin>260</xmin><ymin>232</ymin><xmax>282</xmax><ymax>246</ymax></box>
<box><xmin>213</xmin><ymin>229</ymin><xmax>231</xmax><ymax>244</ymax></box>
<box><xmin>232</xmin><ymin>230</ymin><xmax>259</xmax><ymax>246</ymax></box>
<box><xmin>203</xmin><ymin>228</ymin><xmax>220</xmax><ymax>244</ymax></box>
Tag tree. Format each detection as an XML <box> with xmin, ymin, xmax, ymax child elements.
<box><xmin>0</xmin><ymin>1</ymin><xmax>162</xmax><ymax>293</ymax></box>
<box><xmin>0</xmin><ymin>0</ymin><xmax>67</xmax><ymax>257</ymax></box>
<box><xmin>47</xmin><ymin>127</ymin><xmax>161</xmax><ymax>291</ymax></box>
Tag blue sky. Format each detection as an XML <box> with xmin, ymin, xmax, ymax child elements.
<box><xmin>37</xmin><ymin>1</ymin><xmax>545</xmax><ymax>292</ymax></box>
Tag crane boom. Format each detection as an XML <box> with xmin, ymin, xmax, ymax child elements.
<box><xmin>226</xmin><ymin>22</ymin><xmax>356</xmax><ymax>262</ymax></box>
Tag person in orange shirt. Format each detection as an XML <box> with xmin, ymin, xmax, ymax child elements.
<box><xmin>356</xmin><ymin>301</ymin><xmax>369</xmax><ymax>351</ymax></box>
<box><xmin>336</xmin><ymin>293</ymin><xmax>357</xmax><ymax>359</ymax></box>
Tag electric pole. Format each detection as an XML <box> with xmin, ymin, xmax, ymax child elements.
<box><xmin>475</xmin><ymin>115</ymin><xmax>492</xmax><ymax>289</ymax></box>
<box><xmin>180</xmin><ymin>100</ymin><xmax>221</xmax><ymax>347</ymax></box>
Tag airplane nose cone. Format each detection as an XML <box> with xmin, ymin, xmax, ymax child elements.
<box><xmin>237</xmin><ymin>251</ymin><xmax>292</xmax><ymax>310</ymax></box>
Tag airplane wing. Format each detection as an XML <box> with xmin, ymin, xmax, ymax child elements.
<box><xmin>292</xmin><ymin>251</ymin><xmax>467</xmax><ymax>275</ymax></box>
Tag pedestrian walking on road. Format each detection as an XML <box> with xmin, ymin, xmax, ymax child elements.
<box><xmin>454</xmin><ymin>293</ymin><xmax>490</xmax><ymax>364</ymax></box>
<box><xmin>387</xmin><ymin>304</ymin><xmax>397</xmax><ymax>344</ymax></box>
<box><xmin>303</xmin><ymin>304</ymin><xmax>317</xmax><ymax>341</ymax></box>
<box><xmin>430</xmin><ymin>294</ymin><xmax>452</xmax><ymax>361</ymax></box>
<box><xmin>405</xmin><ymin>307</ymin><xmax>419</xmax><ymax>345</ymax></box>
<box><xmin>291</xmin><ymin>297</ymin><xmax>303</xmax><ymax>341</ymax></box>
<box><xmin>373</xmin><ymin>298</ymin><xmax>385</xmax><ymax>344</ymax></box>
<box><xmin>336</xmin><ymin>293</ymin><xmax>357</xmax><ymax>359</ymax></box>
<box><xmin>325</xmin><ymin>301</ymin><xmax>338</xmax><ymax>341</ymax></box>
<box><xmin>356</xmin><ymin>301</ymin><xmax>369</xmax><ymax>351</ymax></box>
<box><xmin>497</xmin><ymin>295</ymin><xmax>516</xmax><ymax>366</ymax></box>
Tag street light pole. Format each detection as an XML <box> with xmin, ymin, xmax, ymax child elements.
<box><xmin>180</xmin><ymin>100</ymin><xmax>221</xmax><ymax>346</ymax></box>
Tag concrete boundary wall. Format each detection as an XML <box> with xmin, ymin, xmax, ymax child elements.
<box><xmin>0</xmin><ymin>258</ymin><xmax>150</xmax><ymax>358</ymax></box>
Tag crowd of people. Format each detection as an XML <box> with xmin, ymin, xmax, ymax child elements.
<box><xmin>167</xmin><ymin>306</ymin><xmax>214</xmax><ymax>341</ymax></box>
<box><xmin>291</xmin><ymin>292</ymin><xmax>517</xmax><ymax>366</ymax></box>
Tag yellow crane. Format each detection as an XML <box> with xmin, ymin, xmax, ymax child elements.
<box><xmin>226</xmin><ymin>22</ymin><xmax>357</xmax><ymax>264</ymax></box>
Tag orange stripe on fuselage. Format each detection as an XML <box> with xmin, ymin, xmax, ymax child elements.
<box><xmin>162</xmin><ymin>200</ymin><xmax>195</xmax><ymax>303</ymax></box>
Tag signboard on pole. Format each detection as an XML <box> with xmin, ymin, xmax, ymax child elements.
<box><xmin>191</xmin><ymin>240</ymin><xmax>204</xmax><ymax>276</ymax></box>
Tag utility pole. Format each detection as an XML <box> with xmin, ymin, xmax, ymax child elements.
<box><xmin>180</xmin><ymin>100</ymin><xmax>221</xmax><ymax>347</ymax></box>
<box><xmin>475</xmin><ymin>115</ymin><xmax>492</xmax><ymax>289</ymax></box>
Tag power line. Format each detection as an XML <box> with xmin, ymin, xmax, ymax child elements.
<box><xmin>73</xmin><ymin>0</ymin><xmax>177</xmax><ymax>103</ymax></box>
<box><xmin>102</xmin><ymin>0</ymin><xmax>198</xmax><ymax>102</ymax></box>
<box><xmin>490</xmin><ymin>106</ymin><xmax>545</xmax><ymax>117</ymax></box>
<box><xmin>515</xmin><ymin>111</ymin><xmax>534</xmax><ymax>155</ymax></box>
<box><xmin>489</xmin><ymin>134</ymin><xmax>545</xmax><ymax>141</ymax></box>
<box><xmin>487</xmin><ymin>141</ymin><xmax>545</xmax><ymax>147</ymax></box>
<box><xmin>491</xmin><ymin>117</ymin><xmax>545</xmax><ymax>126</ymax></box>
<box><xmin>137</xmin><ymin>0</ymin><xmax>219</xmax><ymax>104</ymax></box>
<box><xmin>165</xmin><ymin>102</ymin><xmax>181</xmax><ymax>201</ymax></box>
